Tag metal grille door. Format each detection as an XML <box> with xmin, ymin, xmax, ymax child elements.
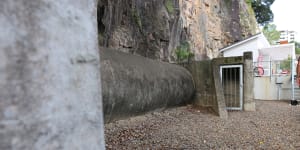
<box><xmin>220</xmin><ymin>65</ymin><xmax>243</xmax><ymax>110</ymax></box>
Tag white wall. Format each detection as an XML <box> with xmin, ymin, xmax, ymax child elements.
<box><xmin>259</xmin><ymin>44</ymin><xmax>295</xmax><ymax>60</ymax></box>
<box><xmin>257</xmin><ymin>33</ymin><xmax>271</xmax><ymax>50</ymax></box>
<box><xmin>254</xmin><ymin>75</ymin><xmax>292</xmax><ymax>100</ymax></box>
<box><xmin>223</xmin><ymin>39</ymin><xmax>259</xmax><ymax>60</ymax></box>
<box><xmin>222</xmin><ymin>34</ymin><xmax>270</xmax><ymax>61</ymax></box>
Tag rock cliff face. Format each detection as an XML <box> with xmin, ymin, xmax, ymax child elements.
<box><xmin>97</xmin><ymin>0</ymin><xmax>258</xmax><ymax>62</ymax></box>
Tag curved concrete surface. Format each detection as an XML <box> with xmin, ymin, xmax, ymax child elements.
<box><xmin>100</xmin><ymin>48</ymin><xmax>195</xmax><ymax>122</ymax></box>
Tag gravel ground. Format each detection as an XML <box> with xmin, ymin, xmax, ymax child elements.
<box><xmin>105</xmin><ymin>100</ymin><xmax>300</xmax><ymax>149</ymax></box>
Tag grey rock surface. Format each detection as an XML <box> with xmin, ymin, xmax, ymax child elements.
<box><xmin>97</xmin><ymin>0</ymin><xmax>258</xmax><ymax>61</ymax></box>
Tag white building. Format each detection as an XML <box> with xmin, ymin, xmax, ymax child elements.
<box><xmin>254</xmin><ymin>44</ymin><xmax>296</xmax><ymax>100</ymax></box>
<box><xmin>219</xmin><ymin>33</ymin><xmax>271</xmax><ymax>62</ymax></box>
<box><xmin>219</xmin><ymin>34</ymin><xmax>296</xmax><ymax>101</ymax></box>
<box><xmin>278</xmin><ymin>30</ymin><xmax>297</xmax><ymax>43</ymax></box>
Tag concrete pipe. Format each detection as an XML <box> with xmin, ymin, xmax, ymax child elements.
<box><xmin>100</xmin><ymin>48</ymin><xmax>195</xmax><ymax>122</ymax></box>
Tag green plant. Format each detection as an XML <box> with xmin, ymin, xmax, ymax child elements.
<box><xmin>294</xmin><ymin>42</ymin><xmax>300</xmax><ymax>54</ymax></box>
<box><xmin>165</xmin><ymin>0</ymin><xmax>174</xmax><ymax>14</ymax></box>
<box><xmin>245</xmin><ymin>0</ymin><xmax>255</xmax><ymax>16</ymax></box>
<box><xmin>98</xmin><ymin>32</ymin><xmax>104</xmax><ymax>45</ymax></box>
<box><xmin>296</xmin><ymin>48</ymin><xmax>300</xmax><ymax>54</ymax></box>
<box><xmin>280</xmin><ymin>56</ymin><xmax>292</xmax><ymax>71</ymax></box>
<box><xmin>246</xmin><ymin>0</ymin><xmax>252</xmax><ymax>5</ymax></box>
<box><xmin>175</xmin><ymin>41</ymin><xmax>194</xmax><ymax>63</ymax></box>
<box><xmin>131</xmin><ymin>9</ymin><xmax>142</xmax><ymax>29</ymax></box>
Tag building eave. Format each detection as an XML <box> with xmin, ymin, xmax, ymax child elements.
<box><xmin>219</xmin><ymin>33</ymin><xmax>263</xmax><ymax>53</ymax></box>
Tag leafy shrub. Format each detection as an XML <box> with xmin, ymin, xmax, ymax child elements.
<box><xmin>175</xmin><ymin>41</ymin><xmax>194</xmax><ymax>63</ymax></box>
<box><xmin>280</xmin><ymin>56</ymin><xmax>292</xmax><ymax>71</ymax></box>
<box><xmin>165</xmin><ymin>0</ymin><xmax>174</xmax><ymax>14</ymax></box>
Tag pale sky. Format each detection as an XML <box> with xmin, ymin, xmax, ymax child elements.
<box><xmin>271</xmin><ymin>0</ymin><xmax>300</xmax><ymax>41</ymax></box>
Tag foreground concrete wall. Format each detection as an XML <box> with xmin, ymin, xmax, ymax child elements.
<box><xmin>0</xmin><ymin>0</ymin><xmax>105</xmax><ymax>149</ymax></box>
<box><xmin>100</xmin><ymin>48</ymin><xmax>195</xmax><ymax>122</ymax></box>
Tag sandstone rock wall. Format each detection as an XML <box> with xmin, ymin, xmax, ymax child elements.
<box><xmin>98</xmin><ymin>0</ymin><xmax>258</xmax><ymax>61</ymax></box>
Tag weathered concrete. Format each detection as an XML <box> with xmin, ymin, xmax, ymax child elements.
<box><xmin>0</xmin><ymin>0</ymin><xmax>105</xmax><ymax>149</ymax></box>
<box><xmin>187</xmin><ymin>54</ymin><xmax>255</xmax><ymax>118</ymax></box>
<box><xmin>100</xmin><ymin>48</ymin><xmax>195</xmax><ymax>122</ymax></box>
<box><xmin>212</xmin><ymin>60</ymin><xmax>228</xmax><ymax>119</ymax></box>
<box><xmin>186</xmin><ymin>60</ymin><xmax>227</xmax><ymax>119</ymax></box>
<box><xmin>186</xmin><ymin>61</ymin><xmax>218</xmax><ymax>112</ymax></box>
<box><xmin>243</xmin><ymin>52</ymin><xmax>255</xmax><ymax>111</ymax></box>
<box><xmin>212</xmin><ymin>56</ymin><xmax>243</xmax><ymax>118</ymax></box>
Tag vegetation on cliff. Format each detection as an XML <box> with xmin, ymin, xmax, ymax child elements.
<box><xmin>175</xmin><ymin>41</ymin><xmax>194</xmax><ymax>63</ymax></box>
<box><xmin>250</xmin><ymin>0</ymin><xmax>275</xmax><ymax>25</ymax></box>
<box><xmin>165</xmin><ymin>0</ymin><xmax>175</xmax><ymax>14</ymax></box>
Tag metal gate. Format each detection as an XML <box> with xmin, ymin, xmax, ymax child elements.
<box><xmin>220</xmin><ymin>65</ymin><xmax>243</xmax><ymax>110</ymax></box>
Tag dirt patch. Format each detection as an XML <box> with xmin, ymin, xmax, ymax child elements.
<box><xmin>105</xmin><ymin>100</ymin><xmax>300</xmax><ymax>149</ymax></box>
